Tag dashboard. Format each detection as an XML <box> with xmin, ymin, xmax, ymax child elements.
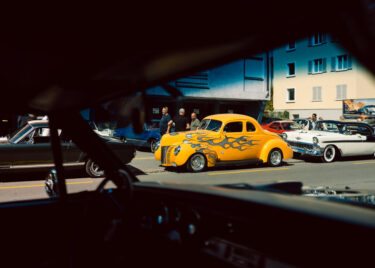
<box><xmin>129</xmin><ymin>187</ymin><xmax>296</xmax><ymax>268</ymax></box>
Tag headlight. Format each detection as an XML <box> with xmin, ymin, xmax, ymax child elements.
<box><xmin>282</xmin><ymin>133</ymin><xmax>287</xmax><ymax>140</ymax></box>
<box><xmin>155</xmin><ymin>141</ymin><xmax>160</xmax><ymax>151</ymax></box>
<box><xmin>313</xmin><ymin>137</ymin><xmax>319</xmax><ymax>144</ymax></box>
<box><xmin>174</xmin><ymin>145</ymin><xmax>181</xmax><ymax>156</ymax></box>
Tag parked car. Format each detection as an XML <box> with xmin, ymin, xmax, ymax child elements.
<box><xmin>359</xmin><ymin>105</ymin><xmax>375</xmax><ymax>116</ymax></box>
<box><xmin>262</xmin><ymin>120</ymin><xmax>301</xmax><ymax>135</ymax></box>
<box><xmin>113</xmin><ymin>119</ymin><xmax>162</xmax><ymax>152</ymax></box>
<box><xmin>283</xmin><ymin>120</ymin><xmax>375</xmax><ymax>163</ymax></box>
<box><xmin>260</xmin><ymin>117</ymin><xmax>282</xmax><ymax>126</ymax></box>
<box><xmin>0</xmin><ymin>120</ymin><xmax>135</xmax><ymax>177</ymax></box>
<box><xmin>293</xmin><ymin>118</ymin><xmax>309</xmax><ymax>129</ymax></box>
<box><xmin>155</xmin><ymin>114</ymin><xmax>293</xmax><ymax>172</ymax></box>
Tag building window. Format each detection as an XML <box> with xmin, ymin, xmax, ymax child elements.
<box><xmin>332</xmin><ymin>55</ymin><xmax>352</xmax><ymax>71</ymax></box>
<box><xmin>287</xmin><ymin>88</ymin><xmax>295</xmax><ymax>102</ymax></box>
<box><xmin>309</xmin><ymin>33</ymin><xmax>327</xmax><ymax>46</ymax></box>
<box><xmin>312</xmin><ymin>86</ymin><xmax>322</xmax><ymax>101</ymax></box>
<box><xmin>292</xmin><ymin>114</ymin><xmax>299</xmax><ymax>119</ymax></box>
<box><xmin>308</xmin><ymin>58</ymin><xmax>327</xmax><ymax>74</ymax></box>
<box><xmin>286</xmin><ymin>41</ymin><xmax>296</xmax><ymax>51</ymax></box>
<box><xmin>175</xmin><ymin>71</ymin><xmax>210</xmax><ymax>89</ymax></box>
<box><xmin>336</xmin><ymin>84</ymin><xmax>347</xmax><ymax>100</ymax></box>
<box><xmin>286</xmin><ymin>62</ymin><xmax>295</xmax><ymax>77</ymax></box>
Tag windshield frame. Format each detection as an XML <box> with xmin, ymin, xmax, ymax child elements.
<box><xmin>198</xmin><ymin>119</ymin><xmax>223</xmax><ymax>132</ymax></box>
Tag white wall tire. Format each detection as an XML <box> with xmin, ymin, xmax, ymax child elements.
<box><xmin>186</xmin><ymin>154</ymin><xmax>207</xmax><ymax>172</ymax></box>
<box><xmin>268</xmin><ymin>148</ymin><xmax>283</xmax><ymax>167</ymax></box>
<box><xmin>321</xmin><ymin>145</ymin><xmax>336</xmax><ymax>163</ymax></box>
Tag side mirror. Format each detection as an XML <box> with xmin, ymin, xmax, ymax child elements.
<box><xmin>45</xmin><ymin>169</ymin><xmax>59</xmax><ymax>198</ymax></box>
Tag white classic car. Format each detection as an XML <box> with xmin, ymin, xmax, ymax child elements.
<box><xmin>283</xmin><ymin>120</ymin><xmax>375</xmax><ymax>162</ymax></box>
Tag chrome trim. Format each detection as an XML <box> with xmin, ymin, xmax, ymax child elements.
<box><xmin>161</xmin><ymin>146</ymin><xmax>170</xmax><ymax>164</ymax></box>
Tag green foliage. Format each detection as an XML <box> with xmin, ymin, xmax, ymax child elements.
<box><xmin>265</xmin><ymin>110</ymin><xmax>290</xmax><ymax>119</ymax></box>
<box><xmin>265</xmin><ymin>100</ymin><xmax>274</xmax><ymax>112</ymax></box>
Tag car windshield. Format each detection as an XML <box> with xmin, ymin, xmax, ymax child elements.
<box><xmin>8</xmin><ymin>124</ymin><xmax>32</xmax><ymax>143</ymax></box>
<box><xmin>3</xmin><ymin>20</ymin><xmax>375</xmax><ymax>212</ymax></box>
<box><xmin>198</xmin><ymin>119</ymin><xmax>223</xmax><ymax>132</ymax></box>
<box><xmin>282</xmin><ymin>122</ymin><xmax>301</xmax><ymax>130</ymax></box>
<box><xmin>314</xmin><ymin>122</ymin><xmax>343</xmax><ymax>132</ymax></box>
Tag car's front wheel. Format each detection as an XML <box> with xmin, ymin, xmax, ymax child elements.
<box><xmin>85</xmin><ymin>159</ymin><xmax>105</xmax><ymax>178</ymax></box>
<box><xmin>321</xmin><ymin>145</ymin><xmax>336</xmax><ymax>163</ymax></box>
<box><xmin>186</xmin><ymin>153</ymin><xmax>207</xmax><ymax>172</ymax></box>
<box><xmin>267</xmin><ymin>148</ymin><xmax>283</xmax><ymax>167</ymax></box>
<box><xmin>149</xmin><ymin>139</ymin><xmax>157</xmax><ymax>153</ymax></box>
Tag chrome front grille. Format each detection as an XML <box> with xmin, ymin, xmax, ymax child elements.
<box><xmin>288</xmin><ymin>141</ymin><xmax>314</xmax><ymax>150</ymax></box>
<box><xmin>161</xmin><ymin>146</ymin><xmax>170</xmax><ymax>164</ymax></box>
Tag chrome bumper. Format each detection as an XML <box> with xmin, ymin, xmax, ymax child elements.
<box><xmin>290</xmin><ymin>145</ymin><xmax>323</xmax><ymax>156</ymax></box>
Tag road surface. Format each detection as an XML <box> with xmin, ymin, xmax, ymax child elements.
<box><xmin>0</xmin><ymin>151</ymin><xmax>374</xmax><ymax>202</ymax></box>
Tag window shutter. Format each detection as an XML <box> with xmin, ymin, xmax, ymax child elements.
<box><xmin>318</xmin><ymin>87</ymin><xmax>322</xmax><ymax>100</ymax></box>
<box><xmin>348</xmin><ymin>55</ymin><xmax>352</xmax><ymax>69</ymax></box>
<box><xmin>308</xmin><ymin>60</ymin><xmax>312</xmax><ymax>74</ymax></box>
<box><xmin>322</xmin><ymin>58</ymin><xmax>327</xmax><ymax>72</ymax></box>
<box><xmin>336</xmin><ymin>85</ymin><xmax>341</xmax><ymax>100</ymax></box>
<box><xmin>312</xmin><ymin>87</ymin><xmax>316</xmax><ymax>101</ymax></box>
<box><xmin>331</xmin><ymin>57</ymin><xmax>336</xmax><ymax>72</ymax></box>
<box><xmin>342</xmin><ymin>85</ymin><xmax>347</xmax><ymax>99</ymax></box>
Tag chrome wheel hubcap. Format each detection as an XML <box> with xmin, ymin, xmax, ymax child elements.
<box><xmin>190</xmin><ymin>154</ymin><xmax>205</xmax><ymax>171</ymax></box>
<box><xmin>151</xmin><ymin>140</ymin><xmax>157</xmax><ymax>152</ymax></box>
<box><xmin>91</xmin><ymin>162</ymin><xmax>104</xmax><ymax>176</ymax></box>
<box><xmin>270</xmin><ymin>151</ymin><xmax>282</xmax><ymax>166</ymax></box>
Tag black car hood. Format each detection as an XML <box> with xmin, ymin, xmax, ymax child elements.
<box><xmin>302</xmin><ymin>186</ymin><xmax>375</xmax><ymax>207</ymax></box>
<box><xmin>209</xmin><ymin>180</ymin><xmax>375</xmax><ymax>209</ymax></box>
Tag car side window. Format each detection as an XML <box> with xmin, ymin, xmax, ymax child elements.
<box><xmin>246</xmin><ymin>122</ymin><xmax>256</xmax><ymax>132</ymax></box>
<box><xmin>347</xmin><ymin>125</ymin><xmax>372</xmax><ymax>136</ymax></box>
<box><xmin>223</xmin><ymin>122</ymin><xmax>243</xmax><ymax>133</ymax></box>
<box><xmin>270</xmin><ymin>123</ymin><xmax>281</xmax><ymax>130</ymax></box>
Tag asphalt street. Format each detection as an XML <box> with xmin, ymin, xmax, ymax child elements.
<box><xmin>0</xmin><ymin>150</ymin><xmax>375</xmax><ymax>202</ymax></box>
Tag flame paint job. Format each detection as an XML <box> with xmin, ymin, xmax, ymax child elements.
<box><xmin>154</xmin><ymin>114</ymin><xmax>293</xmax><ymax>169</ymax></box>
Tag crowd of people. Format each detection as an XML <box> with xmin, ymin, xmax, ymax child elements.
<box><xmin>159</xmin><ymin>107</ymin><xmax>200</xmax><ymax>136</ymax></box>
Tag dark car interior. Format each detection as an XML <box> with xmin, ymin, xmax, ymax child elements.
<box><xmin>1</xmin><ymin>1</ymin><xmax>375</xmax><ymax>267</ymax></box>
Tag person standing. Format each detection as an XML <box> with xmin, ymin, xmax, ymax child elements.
<box><xmin>168</xmin><ymin>108</ymin><xmax>189</xmax><ymax>132</ymax></box>
<box><xmin>159</xmin><ymin>107</ymin><xmax>171</xmax><ymax>136</ymax></box>
<box><xmin>190</xmin><ymin>112</ymin><xmax>200</xmax><ymax>131</ymax></box>
<box><xmin>311</xmin><ymin>113</ymin><xmax>318</xmax><ymax>129</ymax></box>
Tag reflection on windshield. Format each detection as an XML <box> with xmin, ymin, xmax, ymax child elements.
<box><xmin>9</xmin><ymin>124</ymin><xmax>32</xmax><ymax>143</ymax></box>
<box><xmin>314</xmin><ymin>122</ymin><xmax>342</xmax><ymax>133</ymax></box>
<box><xmin>198</xmin><ymin>119</ymin><xmax>222</xmax><ymax>132</ymax></box>
<box><xmin>282</xmin><ymin>123</ymin><xmax>300</xmax><ymax>130</ymax></box>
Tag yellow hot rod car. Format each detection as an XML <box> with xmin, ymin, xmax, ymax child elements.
<box><xmin>154</xmin><ymin>114</ymin><xmax>293</xmax><ymax>172</ymax></box>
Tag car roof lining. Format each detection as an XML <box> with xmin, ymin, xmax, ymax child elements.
<box><xmin>0</xmin><ymin>1</ymin><xmax>374</xmax><ymax>114</ymax></box>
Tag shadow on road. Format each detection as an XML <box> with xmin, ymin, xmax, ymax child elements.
<box><xmin>0</xmin><ymin>164</ymin><xmax>147</xmax><ymax>183</ymax></box>
<box><xmin>164</xmin><ymin>161</ymin><xmax>294</xmax><ymax>174</ymax></box>
<box><xmin>0</xmin><ymin>168</ymin><xmax>87</xmax><ymax>183</ymax></box>
<box><xmin>297</xmin><ymin>154</ymin><xmax>374</xmax><ymax>163</ymax></box>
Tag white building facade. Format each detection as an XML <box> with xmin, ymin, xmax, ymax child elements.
<box><xmin>272</xmin><ymin>33</ymin><xmax>375</xmax><ymax>120</ymax></box>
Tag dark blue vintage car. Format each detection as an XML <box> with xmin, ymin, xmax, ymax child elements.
<box><xmin>113</xmin><ymin>119</ymin><xmax>162</xmax><ymax>152</ymax></box>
